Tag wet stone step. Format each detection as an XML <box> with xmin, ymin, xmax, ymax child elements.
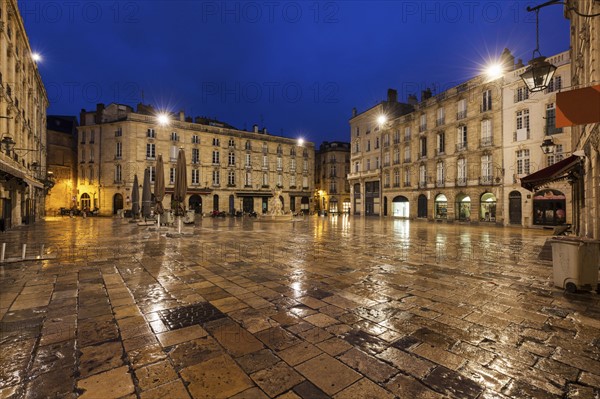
<box><xmin>159</xmin><ymin>302</ymin><xmax>226</xmax><ymax>331</ymax></box>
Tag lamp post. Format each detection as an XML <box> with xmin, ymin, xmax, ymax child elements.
<box><xmin>520</xmin><ymin>2</ymin><xmax>558</xmax><ymax>92</ymax></box>
<box><xmin>540</xmin><ymin>136</ymin><xmax>556</xmax><ymax>154</ymax></box>
<box><xmin>377</xmin><ymin>115</ymin><xmax>388</xmax><ymax>217</ymax></box>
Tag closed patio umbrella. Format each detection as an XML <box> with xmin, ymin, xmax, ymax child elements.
<box><xmin>173</xmin><ymin>148</ymin><xmax>187</xmax><ymax>233</ymax></box>
<box><xmin>154</xmin><ymin>154</ymin><xmax>165</xmax><ymax>227</ymax></box>
<box><xmin>141</xmin><ymin>168</ymin><xmax>152</xmax><ymax>219</ymax></box>
<box><xmin>131</xmin><ymin>174</ymin><xmax>140</xmax><ymax>219</ymax></box>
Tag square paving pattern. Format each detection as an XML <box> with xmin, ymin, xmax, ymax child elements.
<box><xmin>0</xmin><ymin>216</ymin><xmax>599</xmax><ymax>398</ymax></box>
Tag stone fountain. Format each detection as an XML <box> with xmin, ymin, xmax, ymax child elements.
<box><xmin>261</xmin><ymin>189</ymin><xmax>292</xmax><ymax>222</ymax></box>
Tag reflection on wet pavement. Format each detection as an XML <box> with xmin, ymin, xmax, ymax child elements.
<box><xmin>0</xmin><ymin>216</ymin><xmax>599</xmax><ymax>398</ymax></box>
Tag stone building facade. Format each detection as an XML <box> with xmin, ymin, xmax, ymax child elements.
<box><xmin>0</xmin><ymin>0</ymin><xmax>49</xmax><ymax>230</ymax></box>
<box><xmin>503</xmin><ymin>51</ymin><xmax>572</xmax><ymax>228</ymax></box>
<box><xmin>77</xmin><ymin>103</ymin><xmax>314</xmax><ymax>216</ymax></box>
<box><xmin>350</xmin><ymin>67</ymin><xmax>506</xmax><ymax>222</ymax></box>
<box><xmin>349</xmin><ymin>49</ymin><xmax>575</xmax><ymax>227</ymax></box>
<box><xmin>315</xmin><ymin>141</ymin><xmax>351</xmax><ymax>214</ymax></box>
<box><xmin>348</xmin><ymin>89</ymin><xmax>414</xmax><ymax>216</ymax></box>
<box><xmin>45</xmin><ymin>116</ymin><xmax>78</xmax><ymax>214</ymax></box>
<box><xmin>565</xmin><ymin>0</ymin><xmax>600</xmax><ymax>238</ymax></box>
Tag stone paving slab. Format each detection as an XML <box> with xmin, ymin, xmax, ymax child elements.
<box><xmin>0</xmin><ymin>217</ymin><xmax>599</xmax><ymax>398</ymax></box>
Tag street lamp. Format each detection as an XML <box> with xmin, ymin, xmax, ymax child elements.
<box><xmin>520</xmin><ymin>5</ymin><xmax>557</xmax><ymax>92</ymax></box>
<box><xmin>540</xmin><ymin>136</ymin><xmax>556</xmax><ymax>154</ymax></box>
<box><xmin>156</xmin><ymin>113</ymin><xmax>170</xmax><ymax>126</ymax></box>
<box><xmin>1</xmin><ymin>135</ymin><xmax>40</xmax><ymax>156</ymax></box>
<box><xmin>31</xmin><ymin>52</ymin><xmax>42</xmax><ymax>63</ymax></box>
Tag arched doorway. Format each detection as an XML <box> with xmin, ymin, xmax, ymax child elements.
<box><xmin>533</xmin><ymin>189</ymin><xmax>566</xmax><ymax>226</ymax></box>
<box><xmin>113</xmin><ymin>193</ymin><xmax>124</xmax><ymax>214</ymax></box>
<box><xmin>301</xmin><ymin>196</ymin><xmax>310</xmax><ymax>213</ymax></box>
<box><xmin>456</xmin><ymin>194</ymin><xmax>471</xmax><ymax>221</ymax></box>
<box><xmin>417</xmin><ymin>194</ymin><xmax>427</xmax><ymax>218</ymax></box>
<box><xmin>189</xmin><ymin>195</ymin><xmax>202</xmax><ymax>214</ymax></box>
<box><xmin>353</xmin><ymin>183</ymin><xmax>361</xmax><ymax>215</ymax></box>
<box><xmin>80</xmin><ymin>193</ymin><xmax>91</xmax><ymax>211</ymax></box>
<box><xmin>392</xmin><ymin>196</ymin><xmax>409</xmax><ymax>218</ymax></box>
<box><xmin>243</xmin><ymin>197</ymin><xmax>254</xmax><ymax>213</ymax></box>
<box><xmin>229</xmin><ymin>195</ymin><xmax>235</xmax><ymax>214</ymax></box>
<box><xmin>509</xmin><ymin>191</ymin><xmax>522</xmax><ymax>225</ymax></box>
<box><xmin>480</xmin><ymin>192</ymin><xmax>497</xmax><ymax>222</ymax></box>
<box><xmin>213</xmin><ymin>194</ymin><xmax>219</xmax><ymax>211</ymax></box>
<box><xmin>343</xmin><ymin>198</ymin><xmax>351</xmax><ymax>214</ymax></box>
<box><xmin>329</xmin><ymin>197</ymin><xmax>338</xmax><ymax>213</ymax></box>
<box><xmin>435</xmin><ymin>194</ymin><xmax>448</xmax><ymax>219</ymax></box>
<box><xmin>383</xmin><ymin>196</ymin><xmax>388</xmax><ymax>216</ymax></box>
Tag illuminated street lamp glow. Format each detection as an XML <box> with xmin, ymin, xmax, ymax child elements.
<box><xmin>156</xmin><ymin>113</ymin><xmax>170</xmax><ymax>126</ymax></box>
<box><xmin>377</xmin><ymin>115</ymin><xmax>387</xmax><ymax>126</ymax></box>
<box><xmin>485</xmin><ymin>63</ymin><xmax>503</xmax><ymax>80</ymax></box>
<box><xmin>297</xmin><ymin>138</ymin><xmax>304</xmax><ymax>147</ymax></box>
<box><xmin>31</xmin><ymin>52</ymin><xmax>42</xmax><ymax>62</ymax></box>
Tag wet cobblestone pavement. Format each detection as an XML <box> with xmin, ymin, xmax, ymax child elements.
<box><xmin>1</xmin><ymin>216</ymin><xmax>599</xmax><ymax>399</ymax></box>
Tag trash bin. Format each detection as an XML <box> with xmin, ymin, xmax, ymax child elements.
<box><xmin>550</xmin><ymin>237</ymin><xmax>600</xmax><ymax>293</ymax></box>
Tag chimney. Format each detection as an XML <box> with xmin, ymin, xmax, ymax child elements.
<box><xmin>185</xmin><ymin>116</ymin><xmax>192</xmax><ymax>123</ymax></box>
<box><xmin>179</xmin><ymin>111</ymin><xmax>185</xmax><ymax>122</ymax></box>
<box><xmin>421</xmin><ymin>88</ymin><xmax>432</xmax><ymax>102</ymax></box>
<box><xmin>95</xmin><ymin>103</ymin><xmax>105</xmax><ymax>124</ymax></box>
<box><xmin>195</xmin><ymin>116</ymin><xmax>202</xmax><ymax>124</ymax></box>
<box><xmin>262</xmin><ymin>127</ymin><xmax>267</xmax><ymax>135</ymax></box>
<box><xmin>515</xmin><ymin>58</ymin><xmax>524</xmax><ymax>69</ymax></box>
<box><xmin>253</xmin><ymin>124</ymin><xmax>259</xmax><ymax>133</ymax></box>
<box><xmin>500</xmin><ymin>48</ymin><xmax>515</xmax><ymax>71</ymax></box>
<box><xmin>407</xmin><ymin>94</ymin><xmax>418</xmax><ymax>106</ymax></box>
<box><xmin>352</xmin><ymin>107</ymin><xmax>357</xmax><ymax>117</ymax></box>
<box><xmin>80</xmin><ymin>109</ymin><xmax>87</xmax><ymax>126</ymax></box>
<box><xmin>387</xmin><ymin>88</ymin><xmax>398</xmax><ymax>103</ymax></box>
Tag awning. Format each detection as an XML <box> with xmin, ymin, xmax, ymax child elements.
<box><xmin>556</xmin><ymin>85</ymin><xmax>600</xmax><ymax>127</ymax></box>
<box><xmin>521</xmin><ymin>155</ymin><xmax>584</xmax><ymax>191</ymax></box>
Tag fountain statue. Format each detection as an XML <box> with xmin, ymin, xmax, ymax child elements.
<box><xmin>268</xmin><ymin>189</ymin><xmax>284</xmax><ymax>216</ymax></box>
<box><xmin>262</xmin><ymin>189</ymin><xmax>291</xmax><ymax>222</ymax></box>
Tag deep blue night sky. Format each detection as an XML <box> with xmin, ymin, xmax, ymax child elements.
<box><xmin>21</xmin><ymin>1</ymin><xmax>570</xmax><ymax>144</ymax></box>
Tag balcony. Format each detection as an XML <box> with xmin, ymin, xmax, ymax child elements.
<box><xmin>383</xmin><ymin>184</ymin><xmax>390</xmax><ymax>188</ymax></box>
<box><xmin>456</xmin><ymin>110</ymin><xmax>467</xmax><ymax>120</ymax></box>
<box><xmin>393</xmin><ymin>159</ymin><xmax>400</xmax><ymax>165</ymax></box>
<box><xmin>418</xmin><ymin>181</ymin><xmax>428</xmax><ymax>189</ymax></box>
<box><xmin>456</xmin><ymin>142</ymin><xmax>467</xmax><ymax>152</ymax></box>
<box><xmin>419</xmin><ymin>124</ymin><xmax>427</xmax><ymax>133</ymax></box>
<box><xmin>456</xmin><ymin>177</ymin><xmax>467</xmax><ymax>186</ymax></box>
<box><xmin>436</xmin><ymin>180</ymin><xmax>445</xmax><ymax>187</ymax></box>
<box><xmin>479</xmin><ymin>136</ymin><xmax>493</xmax><ymax>148</ymax></box>
<box><xmin>403</xmin><ymin>157</ymin><xmax>411</xmax><ymax>164</ymax></box>
<box><xmin>480</xmin><ymin>104</ymin><xmax>492</xmax><ymax>113</ymax></box>
<box><xmin>479</xmin><ymin>175</ymin><xmax>493</xmax><ymax>185</ymax></box>
<box><xmin>403</xmin><ymin>182</ymin><xmax>411</xmax><ymax>187</ymax></box>
<box><xmin>393</xmin><ymin>183</ymin><xmax>400</xmax><ymax>188</ymax></box>
<box><xmin>435</xmin><ymin>148</ymin><xmax>445</xmax><ymax>156</ymax></box>
<box><xmin>544</xmin><ymin>126</ymin><xmax>563</xmax><ymax>135</ymax></box>
<box><xmin>383</xmin><ymin>141</ymin><xmax>390</xmax><ymax>148</ymax></box>
<box><xmin>393</xmin><ymin>138</ymin><xmax>401</xmax><ymax>144</ymax></box>
<box><xmin>404</xmin><ymin>135</ymin><xmax>411</xmax><ymax>142</ymax></box>
<box><xmin>436</xmin><ymin>118</ymin><xmax>445</xmax><ymax>127</ymax></box>
<box><xmin>383</xmin><ymin>162</ymin><xmax>390</xmax><ymax>167</ymax></box>
<box><xmin>513</xmin><ymin>129</ymin><xmax>531</xmax><ymax>142</ymax></box>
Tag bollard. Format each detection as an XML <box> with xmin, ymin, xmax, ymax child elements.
<box><xmin>22</xmin><ymin>244</ymin><xmax>27</xmax><ymax>260</ymax></box>
<box><xmin>1</xmin><ymin>243</ymin><xmax>5</xmax><ymax>262</ymax></box>
<box><xmin>39</xmin><ymin>244</ymin><xmax>45</xmax><ymax>259</ymax></box>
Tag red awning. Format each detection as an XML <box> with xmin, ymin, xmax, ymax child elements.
<box><xmin>556</xmin><ymin>85</ymin><xmax>600</xmax><ymax>127</ymax></box>
<box><xmin>521</xmin><ymin>155</ymin><xmax>583</xmax><ymax>191</ymax></box>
